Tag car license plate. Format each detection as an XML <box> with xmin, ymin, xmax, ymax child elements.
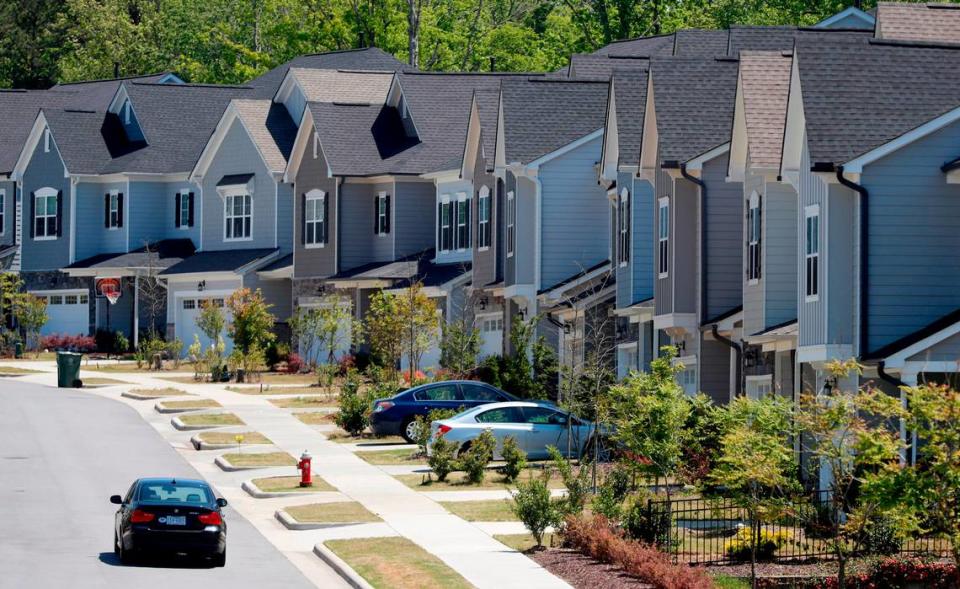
<box><xmin>162</xmin><ymin>515</ymin><xmax>186</xmax><ymax>526</ymax></box>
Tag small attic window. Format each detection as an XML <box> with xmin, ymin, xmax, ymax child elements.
<box><xmin>313</xmin><ymin>131</ymin><xmax>319</xmax><ymax>159</ymax></box>
<box><xmin>398</xmin><ymin>95</ymin><xmax>409</xmax><ymax>120</ymax></box>
<box><xmin>43</xmin><ymin>129</ymin><xmax>50</xmax><ymax>153</ymax></box>
<box><xmin>123</xmin><ymin>101</ymin><xmax>131</xmax><ymax>125</ymax></box>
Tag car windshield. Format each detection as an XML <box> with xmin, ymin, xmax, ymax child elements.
<box><xmin>138</xmin><ymin>483</ymin><xmax>211</xmax><ymax>504</ymax></box>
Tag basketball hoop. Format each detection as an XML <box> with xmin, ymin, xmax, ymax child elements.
<box><xmin>96</xmin><ymin>278</ymin><xmax>122</xmax><ymax>306</ymax></box>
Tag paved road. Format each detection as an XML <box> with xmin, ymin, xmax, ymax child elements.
<box><xmin>0</xmin><ymin>380</ymin><xmax>317</xmax><ymax>589</ymax></box>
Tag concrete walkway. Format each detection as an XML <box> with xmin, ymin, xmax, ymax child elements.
<box><xmin>11</xmin><ymin>365</ymin><xmax>570</xmax><ymax>589</ymax></box>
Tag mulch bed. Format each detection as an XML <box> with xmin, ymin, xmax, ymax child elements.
<box><xmin>529</xmin><ymin>548</ymin><xmax>653</xmax><ymax>588</ymax></box>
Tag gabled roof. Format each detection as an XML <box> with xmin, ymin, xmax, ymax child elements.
<box><xmin>611</xmin><ymin>69</ymin><xmax>648</xmax><ymax>168</ymax></box>
<box><xmin>738</xmin><ymin>51</ymin><xmax>792</xmax><ymax>169</ymax></box>
<box><xmin>192</xmin><ymin>99</ymin><xmax>297</xmax><ymax>179</ymax></box>
<box><xmin>309</xmin><ymin>101</ymin><xmax>420</xmax><ymax>176</ymax></box>
<box><xmin>566</xmin><ymin>54</ymin><xmax>649</xmax><ymax>80</ymax></box>
<box><xmin>814</xmin><ymin>6</ymin><xmax>875</xmax><ymax>29</ymax></box>
<box><xmin>673</xmin><ymin>29</ymin><xmax>730</xmax><ymax>57</ymax></box>
<box><xmin>649</xmin><ymin>57</ymin><xmax>739</xmax><ymax>166</ymax></box>
<box><xmin>876</xmin><ymin>2</ymin><xmax>960</xmax><ymax>44</ymax></box>
<box><xmin>41</xmin><ymin>109</ymin><xmax>117</xmax><ymax>175</ymax></box>
<box><xmin>500</xmin><ymin>79</ymin><xmax>608</xmax><ymax>165</ymax></box>
<box><xmin>474</xmin><ymin>88</ymin><xmax>501</xmax><ymax>170</ymax></box>
<box><xmin>796</xmin><ymin>35</ymin><xmax>960</xmax><ymax>168</ymax></box>
<box><xmin>592</xmin><ymin>33</ymin><xmax>676</xmax><ymax>57</ymax></box>
<box><xmin>247</xmin><ymin>48</ymin><xmax>406</xmax><ymax>98</ymax></box>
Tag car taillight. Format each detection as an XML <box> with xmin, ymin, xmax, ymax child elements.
<box><xmin>130</xmin><ymin>509</ymin><xmax>155</xmax><ymax>523</ymax></box>
<box><xmin>374</xmin><ymin>401</ymin><xmax>394</xmax><ymax>413</ymax></box>
<box><xmin>436</xmin><ymin>424</ymin><xmax>452</xmax><ymax>436</ymax></box>
<box><xmin>198</xmin><ymin>511</ymin><xmax>223</xmax><ymax>525</ymax></box>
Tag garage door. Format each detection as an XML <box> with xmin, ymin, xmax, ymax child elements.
<box><xmin>32</xmin><ymin>291</ymin><xmax>90</xmax><ymax>336</ymax></box>
<box><xmin>176</xmin><ymin>297</ymin><xmax>233</xmax><ymax>357</ymax></box>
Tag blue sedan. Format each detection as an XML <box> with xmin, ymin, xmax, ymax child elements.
<box><xmin>370</xmin><ymin>380</ymin><xmax>518</xmax><ymax>442</ymax></box>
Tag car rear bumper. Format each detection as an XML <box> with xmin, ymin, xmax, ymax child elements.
<box><xmin>127</xmin><ymin>526</ymin><xmax>225</xmax><ymax>555</ymax></box>
<box><xmin>369</xmin><ymin>414</ymin><xmax>401</xmax><ymax>436</ymax></box>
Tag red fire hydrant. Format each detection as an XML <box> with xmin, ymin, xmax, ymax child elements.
<box><xmin>297</xmin><ymin>451</ymin><xmax>313</xmax><ymax>487</ymax></box>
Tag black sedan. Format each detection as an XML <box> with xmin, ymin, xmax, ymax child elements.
<box><xmin>111</xmin><ymin>477</ymin><xmax>227</xmax><ymax>566</ymax></box>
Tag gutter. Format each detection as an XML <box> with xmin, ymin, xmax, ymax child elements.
<box><xmin>712</xmin><ymin>324</ymin><xmax>742</xmax><ymax>397</ymax></box>
<box><xmin>836</xmin><ymin>166</ymin><xmax>869</xmax><ymax>357</ymax></box>
<box><xmin>680</xmin><ymin>163</ymin><xmax>708</xmax><ymax>323</ymax></box>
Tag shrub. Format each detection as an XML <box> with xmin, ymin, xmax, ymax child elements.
<box><xmin>511</xmin><ymin>471</ymin><xmax>559</xmax><ymax>550</ymax></box>
<box><xmin>334</xmin><ymin>371</ymin><xmax>373</xmax><ymax>436</ymax></box>
<box><xmin>724</xmin><ymin>527</ymin><xmax>790</xmax><ymax>562</ymax></box>
<box><xmin>40</xmin><ymin>334</ymin><xmax>96</xmax><ymax>352</ymax></box>
<box><xmin>548</xmin><ymin>446</ymin><xmax>590</xmax><ymax>517</ymax></box>
<box><xmin>402</xmin><ymin>369</ymin><xmax>428</xmax><ymax>387</ymax></box>
<box><xmin>460</xmin><ymin>429</ymin><xmax>496</xmax><ymax>484</ymax></box>
<box><xmin>622</xmin><ymin>496</ymin><xmax>672</xmax><ymax>549</ymax></box>
<box><xmin>500</xmin><ymin>435</ymin><xmax>527</xmax><ymax>482</ymax></box>
<box><xmin>563</xmin><ymin>514</ymin><xmax>714</xmax><ymax>589</ymax></box>
<box><xmin>591</xmin><ymin>466</ymin><xmax>633</xmax><ymax>520</ymax></box>
<box><xmin>414</xmin><ymin>407</ymin><xmax>461</xmax><ymax>456</ymax></box>
<box><xmin>807</xmin><ymin>557</ymin><xmax>960</xmax><ymax>589</ymax></box>
<box><xmin>338</xmin><ymin>354</ymin><xmax>356</xmax><ymax>375</ymax></box>
<box><xmin>285</xmin><ymin>353</ymin><xmax>304</xmax><ymax>374</ymax></box>
<box><xmin>860</xmin><ymin>515</ymin><xmax>902</xmax><ymax>556</ymax></box>
<box><xmin>427</xmin><ymin>433</ymin><xmax>458</xmax><ymax>482</ymax></box>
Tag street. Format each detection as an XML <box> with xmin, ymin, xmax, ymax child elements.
<box><xmin>0</xmin><ymin>379</ymin><xmax>317</xmax><ymax>589</ymax></box>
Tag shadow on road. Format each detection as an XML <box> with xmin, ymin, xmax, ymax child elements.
<box><xmin>98</xmin><ymin>552</ymin><xmax>218</xmax><ymax>569</ymax></box>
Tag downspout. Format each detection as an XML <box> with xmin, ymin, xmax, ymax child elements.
<box><xmin>712</xmin><ymin>324</ymin><xmax>743</xmax><ymax>397</ymax></box>
<box><xmin>680</xmin><ymin>164</ymin><xmax>707</xmax><ymax>321</ymax></box>
<box><xmin>836</xmin><ymin>166</ymin><xmax>868</xmax><ymax>358</ymax></box>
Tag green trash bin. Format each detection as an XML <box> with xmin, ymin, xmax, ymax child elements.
<box><xmin>56</xmin><ymin>351</ymin><xmax>83</xmax><ymax>388</ymax></box>
<box><xmin>14</xmin><ymin>342</ymin><xmax>23</xmax><ymax>359</ymax></box>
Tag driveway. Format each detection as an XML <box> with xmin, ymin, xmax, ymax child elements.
<box><xmin>0</xmin><ymin>379</ymin><xmax>318</xmax><ymax>589</ymax></box>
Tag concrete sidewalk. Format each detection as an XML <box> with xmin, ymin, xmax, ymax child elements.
<box><xmin>12</xmin><ymin>365</ymin><xmax>570</xmax><ymax>589</ymax></box>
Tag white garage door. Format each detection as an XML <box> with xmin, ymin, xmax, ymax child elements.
<box><xmin>32</xmin><ymin>290</ymin><xmax>90</xmax><ymax>336</ymax></box>
<box><xmin>478</xmin><ymin>314</ymin><xmax>503</xmax><ymax>359</ymax></box>
<box><xmin>176</xmin><ymin>297</ymin><xmax>233</xmax><ymax>357</ymax></box>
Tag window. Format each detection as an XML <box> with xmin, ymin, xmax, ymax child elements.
<box><xmin>747</xmin><ymin>192</ymin><xmax>761</xmax><ymax>282</ymax></box>
<box><xmin>34</xmin><ymin>190</ymin><xmax>58</xmax><ymax>239</ymax></box>
<box><xmin>105</xmin><ymin>192</ymin><xmax>121</xmax><ymax>229</ymax></box>
<box><xmin>304</xmin><ymin>191</ymin><xmax>326</xmax><ymax>247</ymax></box>
<box><xmin>123</xmin><ymin>101</ymin><xmax>131</xmax><ymax>125</ymax></box>
<box><xmin>675</xmin><ymin>356</ymin><xmax>697</xmax><ymax>395</ymax></box>
<box><xmin>224</xmin><ymin>192</ymin><xmax>252</xmax><ymax>240</ymax></box>
<box><xmin>413</xmin><ymin>384</ymin><xmax>459</xmax><ymax>401</ymax></box>
<box><xmin>137</xmin><ymin>482</ymin><xmax>211</xmax><ymax>504</ymax></box>
<box><xmin>482</xmin><ymin>318</ymin><xmax>503</xmax><ymax>332</ymax></box>
<box><xmin>805</xmin><ymin>205</ymin><xmax>820</xmax><ymax>300</ymax></box>
<box><xmin>658</xmin><ymin>197</ymin><xmax>669</xmax><ymax>277</ymax></box>
<box><xmin>312</xmin><ymin>132</ymin><xmax>320</xmax><ymax>159</ymax></box>
<box><xmin>65</xmin><ymin>295</ymin><xmax>77</xmax><ymax>305</ymax></box>
<box><xmin>618</xmin><ymin>189</ymin><xmax>630</xmax><ymax>266</ymax></box>
<box><xmin>475</xmin><ymin>407</ymin><xmax>523</xmax><ymax>423</ymax></box>
<box><xmin>477</xmin><ymin>186</ymin><xmax>491</xmax><ymax>250</ymax></box>
<box><xmin>455</xmin><ymin>194</ymin><xmax>469</xmax><ymax>250</ymax></box>
<box><xmin>438</xmin><ymin>197</ymin><xmax>453</xmax><ymax>251</ymax></box>
<box><xmin>49</xmin><ymin>295</ymin><xmax>63</xmax><ymax>305</ymax></box>
<box><xmin>79</xmin><ymin>294</ymin><xmax>89</xmax><ymax>305</ymax></box>
<box><xmin>176</xmin><ymin>191</ymin><xmax>193</xmax><ymax>228</ymax></box>
<box><xmin>182</xmin><ymin>299</ymin><xmax>196</xmax><ymax>310</ymax></box>
<box><xmin>506</xmin><ymin>190</ymin><xmax>515</xmax><ymax>257</ymax></box>
<box><xmin>374</xmin><ymin>191</ymin><xmax>389</xmax><ymax>235</ymax></box>
<box><xmin>43</xmin><ymin>129</ymin><xmax>50</xmax><ymax>153</ymax></box>
<box><xmin>523</xmin><ymin>407</ymin><xmax>566</xmax><ymax>425</ymax></box>
<box><xmin>0</xmin><ymin>189</ymin><xmax>5</xmax><ymax>236</ymax></box>
<box><xmin>460</xmin><ymin>383</ymin><xmax>503</xmax><ymax>402</ymax></box>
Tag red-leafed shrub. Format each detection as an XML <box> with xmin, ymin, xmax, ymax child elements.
<box><xmin>402</xmin><ymin>369</ymin><xmax>428</xmax><ymax>386</ymax></box>
<box><xmin>338</xmin><ymin>354</ymin><xmax>356</xmax><ymax>375</ymax></box>
<box><xmin>284</xmin><ymin>353</ymin><xmax>304</xmax><ymax>374</ymax></box>
<box><xmin>806</xmin><ymin>557</ymin><xmax>959</xmax><ymax>589</ymax></box>
<box><xmin>41</xmin><ymin>333</ymin><xmax>96</xmax><ymax>352</ymax></box>
<box><xmin>563</xmin><ymin>515</ymin><xmax>714</xmax><ymax>589</ymax></box>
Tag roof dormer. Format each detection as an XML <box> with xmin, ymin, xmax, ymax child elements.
<box><xmin>386</xmin><ymin>77</ymin><xmax>420</xmax><ymax>141</ymax></box>
<box><xmin>107</xmin><ymin>84</ymin><xmax>146</xmax><ymax>144</ymax></box>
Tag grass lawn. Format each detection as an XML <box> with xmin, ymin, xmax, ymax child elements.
<box><xmin>285</xmin><ymin>502</ymin><xmax>381</xmax><ymax>524</ymax></box>
<box><xmin>295</xmin><ymin>412</ymin><xmax>337</xmax><ymax>425</ymax></box>
<box><xmin>179</xmin><ymin>412</ymin><xmax>244</xmax><ymax>426</ymax></box>
<box><xmin>0</xmin><ymin>366</ymin><xmax>43</xmax><ymax>375</ymax></box>
<box><xmin>221</xmin><ymin>451</ymin><xmax>296</xmax><ymax>467</ymax></box>
<box><xmin>164</xmin><ymin>372</ymin><xmax>320</xmax><ymax>386</ymax></box>
<box><xmin>712</xmin><ymin>576</ymin><xmax>751</xmax><ymax>589</ymax></box>
<box><xmin>440</xmin><ymin>499</ymin><xmax>517</xmax><ymax>522</ymax></box>
<box><xmin>227</xmin><ymin>385</ymin><xmax>332</xmax><ymax>395</ymax></box>
<box><xmin>324</xmin><ymin>537</ymin><xmax>473</xmax><ymax>589</ymax></box>
<box><xmin>269</xmin><ymin>395</ymin><xmax>338</xmax><ymax>409</ymax></box>
<box><xmin>10</xmin><ymin>352</ymin><xmax>58</xmax><ymax>361</ymax></box>
<box><xmin>159</xmin><ymin>398</ymin><xmax>221</xmax><ymax>410</ymax></box>
<box><xmin>198</xmin><ymin>431</ymin><xmax>271</xmax><ymax>445</ymax></box>
<box><xmin>86</xmin><ymin>361</ymin><xmax>197</xmax><ymax>373</ymax></box>
<box><xmin>356</xmin><ymin>448</ymin><xmax>427</xmax><ymax>466</ymax></box>
<box><xmin>82</xmin><ymin>377</ymin><xmax>131</xmax><ymax>386</ymax></box>
<box><xmin>252</xmin><ymin>475</ymin><xmax>335</xmax><ymax>493</ymax></box>
<box><xmin>494</xmin><ymin>533</ymin><xmax>558</xmax><ymax>552</ymax></box>
<box><xmin>396</xmin><ymin>468</ymin><xmax>564</xmax><ymax>491</ymax></box>
<box><xmin>129</xmin><ymin>387</ymin><xmax>189</xmax><ymax>397</ymax></box>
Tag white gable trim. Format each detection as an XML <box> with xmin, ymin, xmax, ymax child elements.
<box><xmin>494</xmin><ymin>90</ymin><xmax>506</xmax><ymax>173</ymax></box>
<box><xmin>12</xmin><ymin>112</ymin><xmax>70</xmax><ymax>180</ymax></box>
<box><xmin>727</xmin><ymin>69</ymin><xmax>748</xmax><ymax>182</ymax></box>
<box><xmin>684</xmin><ymin>142</ymin><xmax>730</xmax><ymax>174</ymax></box>
<box><xmin>386</xmin><ymin>75</ymin><xmax>421</xmax><ymax>141</ymax></box>
<box><xmin>815</xmin><ymin>6</ymin><xmax>875</xmax><ymax>29</ymax></box>
<box><xmin>156</xmin><ymin>73</ymin><xmax>185</xmax><ymax>84</ymax></box>
<box><xmin>527</xmin><ymin>128</ymin><xmax>604</xmax><ymax>169</ymax></box>
<box><xmin>192</xmin><ymin>101</ymin><xmax>283</xmax><ymax>183</ymax></box>
<box><xmin>638</xmin><ymin>75</ymin><xmax>658</xmax><ymax>180</ymax></box>
<box><xmin>599</xmin><ymin>79</ymin><xmax>619</xmax><ymax>182</ymax></box>
<box><xmin>459</xmin><ymin>94</ymin><xmax>482</xmax><ymax>181</ymax></box>
<box><xmin>779</xmin><ymin>52</ymin><xmax>805</xmax><ymax>178</ymax></box>
<box><xmin>843</xmin><ymin>104</ymin><xmax>960</xmax><ymax>174</ymax></box>
<box><xmin>881</xmin><ymin>320</ymin><xmax>960</xmax><ymax>368</ymax></box>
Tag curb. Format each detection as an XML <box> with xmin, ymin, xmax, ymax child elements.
<box><xmin>122</xmin><ymin>391</ymin><xmax>173</xmax><ymax>401</ymax></box>
<box><xmin>170</xmin><ymin>416</ymin><xmax>231</xmax><ymax>431</ymax></box>
<box><xmin>241</xmin><ymin>479</ymin><xmax>327</xmax><ymax>499</ymax></box>
<box><xmin>215</xmin><ymin>454</ymin><xmax>292</xmax><ymax>472</ymax></box>
<box><xmin>189</xmin><ymin>435</ymin><xmax>272</xmax><ymax>451</ymax></box>
<box><xmin>275</xmin><ymin>509</ymin><xmax>367</xmax><ymax>531</ymax></box>
<box><xmin>313</xmin><ymin>543</ymin><xmax>374</xmax><ymax>589</ymax></box>
<box><xmin>155</xmin><ymin>401</ymin><xmax>215</xmax><ymax>414</ymax></box>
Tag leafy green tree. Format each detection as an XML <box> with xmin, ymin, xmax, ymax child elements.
<box><xmin>397</xmin><ymin>281</ymin><xmax>440</xmax><ymax>375</ymax></box>
<box><xmin>439</xmin><ymin>318</ymin><xmax>481</xmax><ymax>377</ymax></box>
<box><xmin>511</xmin><ymin>469</ymin><xmax>560</xmax><ymax>550</ymax></box>
<box><xmin>364</xmin><ymin>289</ymin><xmax>405</xmax><ymax>374</ymax></box>
<box><xmin>225</xmin><ymin>288</ymin><xmax>276</xmax><ymax>381</ymax></box>
<box><xmin>14</xmin><ymin>293</ymin><xmax>47</xmax><ymax>357</ymax></box>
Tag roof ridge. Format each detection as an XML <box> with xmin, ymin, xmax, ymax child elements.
<box><xmin>600</xmin><ymin>32</ymin><xmax>676</xmax><ymax>46</ymax></box>
<box><xmin>129</xmin><ymin>81</ymin><xmax>253</xmax><ymax>89</ymax></box>
<box><xmin>868</xmin><ymin>37</ymin><xmax>960</xmax><ymax>50</ymax></box>
<box><xmin>55</xmin><ymin>72</ymin><xmax>172</xmax><ymax>86</ymax></box>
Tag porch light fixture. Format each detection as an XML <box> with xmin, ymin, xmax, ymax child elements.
<box><xmin>478</xmin><ymin>297</ymin><xmax>487</xmax><ymax>311</ymax></box>
<box><xmin>197</xmin><ymin>280</ymin><xmax>206</xmax><ymax>292</ymax></box>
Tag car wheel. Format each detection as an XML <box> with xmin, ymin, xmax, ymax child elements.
<box><xmin>117</xmin><ymin>536</ymin><xmax>134</xmax><ymax>565</ymax></box>
<box><xmin>401</xmin><ymin>418</ymin><xmax>419</xmax><ymax>444</ymax></box>
<box><xmin>213</xmin><ymin>549</ymin><xmax>226</xmax><ymax>567</ymax></box>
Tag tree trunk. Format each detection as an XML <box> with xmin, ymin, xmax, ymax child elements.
<box><xmin>407</xmin><ymin>0</ymin><xmax>419</xmax><ymax>67</ymax></box>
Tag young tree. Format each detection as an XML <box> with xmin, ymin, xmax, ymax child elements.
<box><xmin>226</xmin><ymin>288</ymin><xmax>276</xmax><ymax>381</ymax></box>
<box><xmin>14</xmin><ymin>293</ymin><xmax>47</xmax><ymax>357</ymax></box>
<box><xmin>439</xmin><ymin>318</ymin><xmax>481</xmax><ymax>377</ymax></box>
<box><xmin>710</xmin><ymin>395</ymin><xmax>798</xmax><ymax>588</ymax></box>
<box><xmin>365</xmin><ymin>289</ymin><xmax>405</xmax><ymax>375</ymax></box>
<box><xmin>136</xmin><ymin>242</ymin><xmax>167</xmax><ymax>339</ymax></box>
<box><xmin>288</xmin><ymin>306</ymin><xmax>322</xmax><ymax>369</ymax></box>
<box><xmin>316</xmin><ymin>295</ymin><xmax>352</xmax><ymax>365</ymax></box>
<box><xmin>397</xmin><ymin>281</ymin><xmax>439</xmax><ymax>375</ymax></box>
<box><xmin>196</xmin><ymin>299</ymin><xmax>226</xmax><ymax>378</ymax></box>
<box><xmin>795</xmin><ymin>359</ymin><xmax>906</xmax><ymax>588</ymax></box>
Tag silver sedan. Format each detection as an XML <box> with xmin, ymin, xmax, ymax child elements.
<box><xmin>427</xmin><ymin>401</ymin><xmax>607</xmax><ymax>461</ymax></box>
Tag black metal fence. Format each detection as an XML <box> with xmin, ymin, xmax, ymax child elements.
<box><xmin>641</xmin><ymin>491</ymin><xmax>951</xmax><ymax>566</ymax></box>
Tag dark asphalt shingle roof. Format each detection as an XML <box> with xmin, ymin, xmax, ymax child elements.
<box><xmin>258</xmin><ymin>253</ymin><xmax>293</xmax><ymax>273</ymax></box>
<box><xmin>673</xmin><ymin>29</ymin><xmax>730</xmax><ymax>57</ymax></box>
<box><xmin>329</xmin><ymin>248</ymin><xmax>471</xmax><ymax>288</ymax></box>
<box><xmin>474</xmin><ymin>88</ymin><xmax>501</xmax><ymax>170</ymax></box>
<box><xmin>247</xmin><ymin>48</ymin><xmax>407</xmax><ymax>98</ymax></box>
<box><xmin>649</xmin><ymin>57</ymin><xmax>739</xmax><ymax>166</ymax></box>
<box><xmin>66</xmin><ymin>239</ymin><xmax>196</xmax><ymax>270</ymax></box>
<box><xmin>217</xmin><ymin>173</ymin><xmax>255</xmax><ymax>186</ymax></box>
<box><xmin>876</xmin><ymin>2</ymin><xmax>960</xmax><ymax>44</ymax></box>
<box><xmin>797</xmin><ymin>36</ymin><xmax>960</xmax><ymax>166</ymax></box>
<box><xmin>593</xmin><ymin>34</ymin><xmax>676</xmax><ymax>57</ymax></box>
<box><xmin>567</xmin><ymin>54</ymin><xmax>649</xmax><ymax>80</ymax></box>
<box><xmin>42</xmin><ymin>109</ymin><xmax>117</xmax><ymax>174</ymax></box>
<box><xmin>611</xmin><ymin>69</ymin><xmax>648</xmax><ymax>168</ymax></box>
<box><xmin>500</xmin><ymin>79</ymin><xmax>609</xmax><ymax>164</ymax></box>
<box><xmin>727</xmin><ymin>26</ymin><xmax>800</xmax><ymax>55</ymax></box>
<box><xmin>159</xmin><ymin>248</ymin><xmax>278</xmax><ymax>275</ymax></box>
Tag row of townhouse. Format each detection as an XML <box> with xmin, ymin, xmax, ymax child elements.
<box><xmin>5</xmin><ymin>3</ymin><xmax>960</xmax><ymax>414</ymax></box>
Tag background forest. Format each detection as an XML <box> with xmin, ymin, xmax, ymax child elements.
<box><xmin>1</xmin><ymin>0</ymin><xmax>869</xmax><ymax>88</ymax></box>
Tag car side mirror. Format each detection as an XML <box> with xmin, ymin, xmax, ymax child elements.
<box><xmin>216</xmin><ymin>497</ymin><xmax>228</xmax><ymax>508</ymax></box>
<box><xmin>110</xmin><ymin>495</ymin><xmax>123</xmax><ymax>505</ymax></box>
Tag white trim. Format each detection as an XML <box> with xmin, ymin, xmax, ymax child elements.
<box><xmin>223</xmin><ymin>191</ymin><xmax>253</xmax><ymax>242</ymax></box>
<box><xmin>454</xmin><ymin>191</ymin><xmax>469</xmax><ymax>251</ymax></box>
<box><xmin>375</xmin><ymin>191</ymin><xmax>389</xmax><ymax>236</ymax></box>
<box><xmin>746</xmin><ymin>190</ymin><xmax>760</xmax><ymax>283</ymax></box>
<box><xmin>638</xmin><ymin>75</ymin><xmax>658</xmax><ymax>179</ymax></box>
<box><xmin>684</xmin><ymin>142</ymin><xmax>730</xmax><ymax>173</ymax></box>
<box><xmin>477</xmin><ymin>184</ymin><xmax>491</xmax><ymax>250</ymax></box>
<box><xmin>284</xmin><ymin>106</ymin><xmax>320</xmax><ymax>183</ymax></box>
<box><xmin>815</xmin><ymin>5</ymin><xmax>875</xmax><ymax>28</ymax></box>
<box><xmin>304</xmin><ymin>189</ymin><xmax>326</xmax><ymax>249</ymax></box>
<box><xmin>657</xmin><ymin>196</ymin><xmax>669</xmax><ymax>278</ymax></box>
<box><xmin>617</xmin><ymin>187</ymin><xmax>629</xmax><ymax>268</ymax></box>
<box><xmin>506</xmin><ymin>190</ymin><xmax>515</xmax><ymax>258</ymax></box>
<box><xmin>803</xmin><ymin>204</ymin><xmax>820</xmax><ymax>302</ymax></box>
<box><xmin>29</xmin><ymin>288</ymin><xmax>88</xmax><ymax>297</ymax></box>
<box><xmin>191</xmin><ymin>102</ymin><xmax>285</xmax><ymax>183</ymax></box>
<box><xmin>844</xmin><ymin>104</ymin><xmax>960</xmax><ymax>174</ymax></box>
<box><xmin>33</xmin><ymin>187</ymin><xmax>59</xmax><ymax>241</ymax></box>
<box><xmin>881</xmin><ymin>321</ymin><xmax>960</xmax><ymax>368</ymax></box>
<box><xmin>526</xmin><ymin>128</ymin><xmax>604</xmax><ymax>168</ymax></box>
